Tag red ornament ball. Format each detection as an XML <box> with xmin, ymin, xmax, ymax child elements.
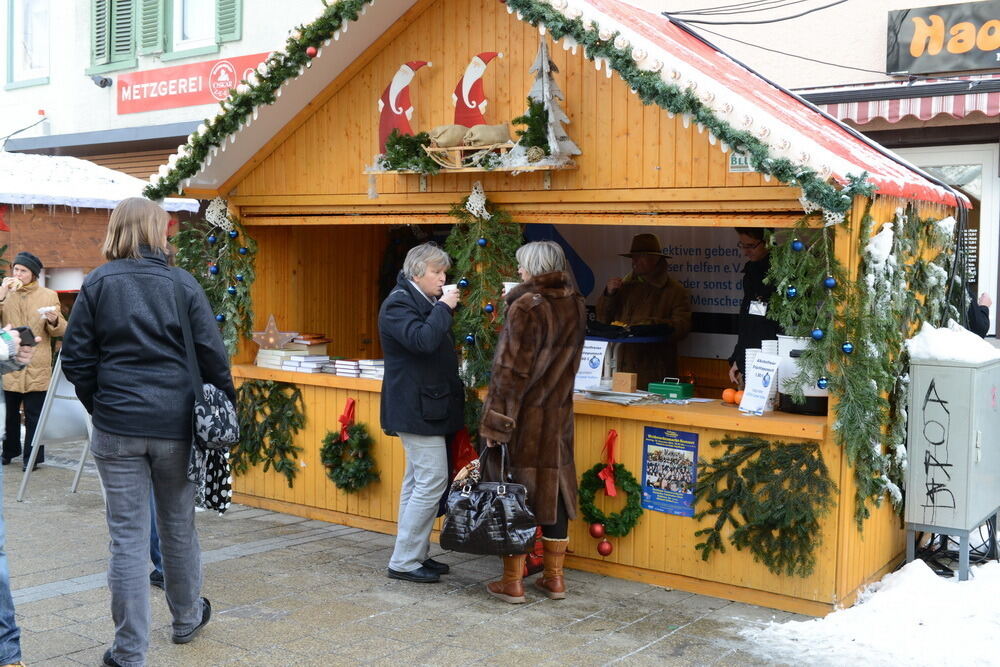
<box><xmin>597</xmin><ymin>539</ymin><xmax>613</xmax><ymax>557</ymax></box>
<box><xmin>305</xmin><ymin>46</ymin><xmax>318</xmax><ymax>58</ymax></box>
<box><xmin>589</xmin><ymin>522</ymin><xmax>606</xmax><ymax>539</ymax></box>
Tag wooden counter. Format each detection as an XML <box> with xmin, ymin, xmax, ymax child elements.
<box><xmin>230</xmin><ymin>364</ymin><xmax>902</xmax><ymax>616</ymax></box>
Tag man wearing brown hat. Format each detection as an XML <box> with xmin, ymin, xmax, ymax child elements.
<box><xmin>596</xmin><ymin>233</ymin><xmax>692</xmax><ymax>389</ymax></box>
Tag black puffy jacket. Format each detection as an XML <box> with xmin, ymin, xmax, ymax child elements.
<box><xmin>378</xmin><ymin>272</ymin><xmax>464</xmax><ymax>436</ymax></box>
<box><xmin>61</xmin><ymin>248</ymin><xmax>235</xmax><ymax>441</ymax></box>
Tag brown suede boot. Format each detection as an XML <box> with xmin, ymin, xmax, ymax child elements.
<box><xmin>534</xmin><ymin>537</ymin><xmax>568</xmax><ymax>600</ymax></box>
<box><xmin>486</xmin><ymin>554</ymin><xmax>527</xmax><ymax>604</ymax></box>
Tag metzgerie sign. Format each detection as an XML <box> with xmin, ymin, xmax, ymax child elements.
<box><xmin>116</xmin><ymin>53</ymin><xmax>269</xmax><ymax>114</ymax></box>
<box><xmin>887</xmin><ymin>1</ymin><xmax>1000</xmax><ymax>74</ymax></box>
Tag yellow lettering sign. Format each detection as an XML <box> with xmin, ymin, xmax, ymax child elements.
<box><xmin>910</xmin><ymin>15</ymin><xmax>945</xmax><ymax>57</ymax></box>
<box><xmin>948</xmin><ymin>21</ymin><xmax>977</xmax><ymax>53</ymax></box>
<box><xmin>977</xmin><ymin>19</ymin><xmax>1000</xmax><ymax>51</ymax></box>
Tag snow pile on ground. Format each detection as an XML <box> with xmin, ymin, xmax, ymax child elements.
<box><xmin>906</xmin><ymin>320</ymin><xmax>1000</xmax><ymax>363</ymax></box>
<box><xmin>742</xmin><ymin>560</ymin><xmax>1000</xmax><ymax>667</ymax></box>
<box><xmin>0</xmin><ymin>151</ymin><xmax>198</xmax><ymax>211</ymax></box>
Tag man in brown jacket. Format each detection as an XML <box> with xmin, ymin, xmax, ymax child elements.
<box><xmin>596</xmin><ymin>233</ymin><xmax>692</xmax><ymax>389</ymax></box>
<box><xmin>0</xmin><ymin>252</ymin><xmax>67</xmax><ymax>470</ymax></box>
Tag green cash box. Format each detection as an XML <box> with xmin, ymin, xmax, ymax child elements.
<box><xmin>647</xmin><ymin>377</ymin><xmax>694</xmax><ymax>400</ymax></box>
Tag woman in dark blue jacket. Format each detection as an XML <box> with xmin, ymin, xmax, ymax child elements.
<box><xmin>379</xmin><ymin>243</ymin><xmax>463</xmax><ymax>583</ymax></box>
<box><xmin>61</xmin><ymin>197</ymin><xmax>232</xmax><ymax>667</ymax></box>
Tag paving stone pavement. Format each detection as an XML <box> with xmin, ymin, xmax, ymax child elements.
<box><xmin>3</xmin><ymin>442</ymin><xmax>801</xmax><ymax>666</ymax></box>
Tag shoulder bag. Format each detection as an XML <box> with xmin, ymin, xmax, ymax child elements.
<box><xmin>172</xmin><ymin>270</ymin><xmax>239</xmax><ymax>450</ymax></box>
<box><xmin>439</xmin><ymin>443</ymin><xmax>537</xmax><ymax>555</ymax></box>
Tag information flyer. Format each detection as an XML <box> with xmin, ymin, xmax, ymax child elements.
<box><xmin>640</xmin><ymin>426</ymin><xmax>699</xmax><ymax>517</ymax></box>
<box><xmin>574</xmin><ymin>339</ymin><xmax>608</xmax><ymax>391</ymax></box>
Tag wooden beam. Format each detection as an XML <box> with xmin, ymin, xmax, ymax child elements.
<box><xmin>216</xmin><ymin>0</ymin><xmax>439</xmax><ymax>197</ymax></box>
<box><xmin>178</xmin><ymin>188</ymin><xmax>219</xmax><ymax>200</ymax></box>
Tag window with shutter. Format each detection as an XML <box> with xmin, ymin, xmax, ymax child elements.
<box><xmin>137</xmin><ymin>0</ymin><xmax>164</xmax><ymax>55</ymax></box>
<box><xmin>110</xmin><ymin>0</ymin><xmax>135</xmax><ymax>60</ymax></box>
<box><xmin>92</xmin><ymin>0</ymin><xmax>111</xmax><ymax>65</ymax></box>
<box><xmin>89</xmin><ymin>0</ymin><xmax>137</xmax><ymax>72</ymax></box>
<box><xmin>216</xmin><ymin>0</ymin><xmax>241</xmax><ymax>43</ymax></box>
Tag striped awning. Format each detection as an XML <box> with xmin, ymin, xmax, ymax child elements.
<box><xmin>812</xmin><ymin>74</ymin><xmax>1000</xmax><ymax>125</ymax></box>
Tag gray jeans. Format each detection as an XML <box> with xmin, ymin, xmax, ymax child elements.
<box><xmin>388</xmin><ymin>432</ymin><xmax>448</xmax><ymax>572</ymax></box>
<box><xmin>92</xmin><ymin>428</ymin><xmax>203</xmax><ymax>667</ymax></box>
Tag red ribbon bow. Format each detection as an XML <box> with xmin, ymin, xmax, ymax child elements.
<box><xmin>597</xmin><ymin>429</ymin><xmax>618</xmax><ymax>497</ymax></box>
<box><xmin>338</xmin><ymin>398</ymin><xmax>356</xmax><ymax>442</ymax></box>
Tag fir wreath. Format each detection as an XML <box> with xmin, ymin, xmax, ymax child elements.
<box><xmin>578</xmin><ymin>463</ymin><xmax>643</xmax><ymax>538</ymax></box>
<box><xmin>320</xmin><ymin>424</ymin><xmax>380</xmax><ymax>493</ymax></box>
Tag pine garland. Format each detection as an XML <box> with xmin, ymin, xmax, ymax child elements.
<box><xmin>321</xmin><ymin>423</ymin><xmax>379</xmax><ymax>492</ymax></box>
<box><xmin>173</xmin><ymin>209</ymin><xmax>257</xmax><ymax>355</ymax></box>
<box><xmin>443</xmin><ymin>197</ymin><xmax>522</xmax><ymax>391</ymax></box>
<box><xmin>232</xmin><ymin>380</ymin><xmax>305</xmax><ymax>488</ymax></box>
<box><xmin>578</xmin><ymin>463</ymin><xmax>644</xmax><ymax>538</ymax></box>
<box><xmin>694</xmin><ymin>436</ymin><xmax>836</xmax><ymax>578</ymax></box>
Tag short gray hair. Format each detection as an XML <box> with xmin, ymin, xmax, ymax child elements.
<box><xmin>516</xmin><ymin>241</ymin><xmax>567</xmax><ymax>279</ymax></box>
<box><xmin>403</xmin><ymin>242</ymin><xmax>451</xmax><ymax>279</ymax></box>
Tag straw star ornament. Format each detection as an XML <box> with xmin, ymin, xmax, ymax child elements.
<box><xmin>252</xmin><ymin>315</ymin><xmax>298</xmax><ymax>349</ymax></box>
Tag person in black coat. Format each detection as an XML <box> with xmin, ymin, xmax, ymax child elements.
<box><xmin>967</xmin><ymin>291</ymin><xmax>992</xmax><ymax>338</ymax></box>
<box><xmin>61</xmin><ymin>198</ymin><xmax>230</xmax><ymax>666</ymax></box>
<box><xmin>728</xmin><ymin>228</ymin><xmax>782</xmax><ymax>386</ymax></box>
<box><xmin>379</xmin><ymin>243</ymin><xmax>463</xmax><ymax>584</ymax></box>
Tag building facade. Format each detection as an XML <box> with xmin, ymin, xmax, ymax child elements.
<box><xmin>1</xmin><ymin>0</ymin><xmax>322</xmax><ymax>178</ymax></box>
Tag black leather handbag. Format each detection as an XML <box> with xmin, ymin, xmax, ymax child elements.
<box><xmin>439</xmin><ymin>444</ymin><xmax>537</xmax><ymax>555</ymax></box>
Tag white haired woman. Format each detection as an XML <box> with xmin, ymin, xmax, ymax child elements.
<box><xmin>480</xmin><ymin>241</ymin><xmax>586</xmax><ymax>603</ymax></box>
<box><xmin>61</xmin><ymin>198</ymin><xmax>232</xmax><ymax>666</ymax></box>
<box><xmin>379</xmin><ymin>242</ymin><xmax>464</xmax><ymax>583</ymax></box>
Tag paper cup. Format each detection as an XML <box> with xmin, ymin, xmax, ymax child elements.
<box><xmin>442</xmin><ymin>284</ymin><xmax>458</xmax><ymax>295</ymax></box>
<box><xmin>502</xmin><ymin>281</ymin><xmax>519</xmax><ymax>295</ymax></box>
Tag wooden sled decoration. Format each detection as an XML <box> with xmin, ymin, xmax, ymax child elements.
<box><xmin>422</xmin><ymin>142</ymin><xmax>514</xmax><ymax>169</ymax></box>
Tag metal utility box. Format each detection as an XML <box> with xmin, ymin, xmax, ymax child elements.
<box><xmin>906</xmin><ymin>357</ymin><xmax>1000</xmax><ymax>531</ymax></box>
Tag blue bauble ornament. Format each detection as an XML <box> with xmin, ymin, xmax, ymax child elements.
<box><xmin>817</xmin><ymin>376</ymin><xmax>829</xmax><ymax>390</ymax></box>
<box><xmin>235</xmin><ymin>274</ymin><xmax>244</xmax><ymax>282</ymax></box>
<box><xmin>458</xmin><ymin>278</ymin><xmax>469</xmax><ymax>288</ymax></box>
<box><xmin>811</xmin><ymin>328</ymin><xmax>824</xmax><ymax>341</ymax></box>
<box><xmin>484</xmin><ymin>303</ymin><xmax>494</xmax><ymax>313</ymax></box>
<box><xmin>477</xmin><ymin>237</ymin><xmax>488</xmax><ymax>247</ymax></box>
<box><xmin>238</xmin><ymin>247</ymin><xmax>248</xmax><ymax>255</ymax></box>
<box><xmin>207</xmin><ymin>235</ymin><xmax>217</xmax><ymax>244</ymax></box>
<box><xmin>791</xmin><ymin>239</ymin><xmax>805</xmax><ymax>252</ymax></box>
<box><xmin>227</xmin><ymin>286</ymin><xmax>237</xmax><ymax>295</ymax></box>
<box><xmin>823</xmin><ymin>276</ymin><xmax>837</xmax><ymax>289</ymax></box>
<box><xmin>464</xmin><ymin>334</ymin><xmax>475</xmax><ymax>344</ymax></box>
<box><xmin>215</xmin><ymin>314</ymin><xmax>225</xmax><ymax>322</ymax></box>
<box><xmin>228</xmin><ymin>230</ymin><xmax>239</xmax><ymax>239</ymax></box>
<box><xmin>209</xmin><ymin>265</ymin><xmax>219</xmax><ymax>275</ymax></box>
<box><xmin>841</xmin><ymin>341</ymin><xmax>854</xmax><ymax>354</ymax></box>
<box><xmin>786</xmin><ymin>286</ymin><xmax>798</xmax><ymax>299</ymax></box>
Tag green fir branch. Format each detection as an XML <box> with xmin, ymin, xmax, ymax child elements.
<box><xmin>379</xmin><ymin>130</ymin><xmax>440</xmax><ymax>174</ymax></box>
<box><xmin>232</xmin><ymin>380</ymin><xmax>305</xmax><ymax>488</ymax></box>
<box><xmin>512</xmin><ymin>97</ymin><xmax>550</xmax><ymax>154</ymax></box>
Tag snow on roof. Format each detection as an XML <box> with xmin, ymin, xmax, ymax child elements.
<box><xmin>145</xmin><ymin>0</ymin><xmax>965</xmax><ymax>210</ymax></box>
<box><xmin>0</xmin><ymin>151</ymin><xmax>199</xmax><ymax>212</ymax></box>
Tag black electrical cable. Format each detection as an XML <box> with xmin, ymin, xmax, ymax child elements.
<box><xmin>664</xmin><ymin>0</ymin><xmax>848</xmax><ymax>25</ymax></box>
<box><xmin>668</xmin><ymin>0</ymin><xmax>817</xmax><ymax>17</ymax></box>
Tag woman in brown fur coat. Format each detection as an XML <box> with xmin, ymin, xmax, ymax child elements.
<box><xmin>479</xmin><ymin>241</ymin><xmax>586</xmax><ymax>604</ymax></box>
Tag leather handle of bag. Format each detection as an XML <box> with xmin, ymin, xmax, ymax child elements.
<box><xmin>171</xmin><ymin>269</ymin><xmax>204</xmax><ymax>394</ymax></box>
<box><xmin>482</xmin><ymin>442</ymin><xmax>511</xmax><ymax>482</ymax></box>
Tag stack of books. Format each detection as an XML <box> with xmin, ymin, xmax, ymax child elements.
<box><xmin>332</xmin><ymin>359</ymin><xmax>361</xmax><ymax>378</ymax></box>
<box><xmin>280</xmin><ymin>353</ymin><xmax>332</xmax><ymax>374</ymax></box>
<box><xmin>255</xmin><ymin>349</ymin><xmax>301</xmax><ymax>370</ymax></box>
<box><xmin>285</xmin><ymin>332</ymin><xmax>331</xmax><ymax>356</ymax></box>
<box><xmin>358</xmin><ymin>359</ymin><xmax>385</xmax><ymax>380</ymax></box>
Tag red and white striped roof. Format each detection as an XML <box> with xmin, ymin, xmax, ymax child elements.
<box><xmin>813</xmin><ymin>74</ymin><xmax>1000</xmax><ymax>125</ymax></box>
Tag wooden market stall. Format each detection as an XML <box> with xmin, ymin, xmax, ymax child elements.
<box><xmin>149</xmin><ymin>0</ymin><xmax>967</xmax><ymax>616</ymax></box>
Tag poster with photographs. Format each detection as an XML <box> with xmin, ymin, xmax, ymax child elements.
<box><xmin>640</xmin><ymin>426</ymin><xmax>698</xmax><ymax>517</ymax></box>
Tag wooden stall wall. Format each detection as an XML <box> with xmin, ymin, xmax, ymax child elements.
<box><xmin>2</xmin><ymin>206</ymin><xmax>109</xmax><ymax>272</ymax></box>
<box><xmin>234</xmin><ymin>224</ymin><xmax>388</xmax><ymax>365</ymax></box>
<box><xmin>229</xmin><ymin>0</ymin><xmax>796</xmax><ymax>209</ymax></box>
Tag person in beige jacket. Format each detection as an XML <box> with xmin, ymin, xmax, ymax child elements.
<box><xmin>0</xmin><ymin>252</ymin><xmax>67</xmax><ymax>471</ymax></box>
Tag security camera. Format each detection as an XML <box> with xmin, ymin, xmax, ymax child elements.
<box><xmin>90</xmin><ymin>75</ymin><xmax>113</xmax><ymax>88</ymax></box>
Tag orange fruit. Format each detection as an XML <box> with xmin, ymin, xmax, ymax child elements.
<box><xmin>722</xmin><ymin>388</ymin><xmax>736</xmax><ymax>404</ymax></box>
<box><xmin>735</xmin><ymin>390</ymin><xmax>745</xmax><ymax>404</ymax></box>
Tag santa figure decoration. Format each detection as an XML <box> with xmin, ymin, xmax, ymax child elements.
<box><xmin>377</xmin><ymin>60</ymin><xmax>432</xmax><ymax>153</ymax></box>
<box><xmin>452</xmin><ymin>51</ymin><xmax>503</xmax><ymax>127</ymax></box>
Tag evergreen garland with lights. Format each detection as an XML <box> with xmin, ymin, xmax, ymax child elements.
<box><xmin>694</xmin><ymin>435</ymin><xmax>836</xmax><ymax>578</ymax></box>
<box><xmin>443</xmin><ymin>194</ymin><xmax>522</xmax><ymax>396</ymax></box>
<box><xmin>232</xmin><ymin>380</ymin><xmax>305</xmax><ymax>488</ymax></box>
<box><xmin>173</xmin><ymin>200</ymin><xmax>257</xmax><ymax>355</ymax></box>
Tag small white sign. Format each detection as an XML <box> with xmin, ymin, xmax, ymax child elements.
<box><xmin>738</xmin><ymin>352</ymin><xmax>780</xmax><ymax>416</ymax></box>
<box><xmin>728</xmin><ymin>153</ymin><xmax>755</xmax><ymax>173</ymax></box>
<box><xmin>575</xmin><ymin>339</ymin><xmax>609</xmax><ymax>391</ymax></box>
